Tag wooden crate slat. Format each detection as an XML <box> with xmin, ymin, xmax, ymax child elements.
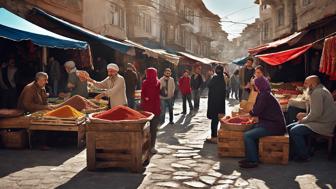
<box><xmin>259</xmin><ymin>135</ymin><xmax>289</xmax><ymax>165</ymax></box>
<box><xmin>96</xmin><ymin>152</ymin><xmax>132</xmax><ymax>161</ymax></box>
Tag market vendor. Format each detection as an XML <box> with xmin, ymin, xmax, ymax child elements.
<box><xmin>17</xmin><ymin>72</ymin><xmax>53</xmax><ymax>113</ymax></box>
<box><xmin>240</xmin><ymin>76</ymin><xmax>286</xmax><ymax>168</ymax></box>
<box><xmin>17</xmin><ymin>72</ymin><xmax>99</xmax><ymax>113</ymax></box>
<box><xmin>84</xmin><ymin>63</ymin><xmax>127</xmax><ymax>108</ymax></box>
<box><xmin>287</xmin><ymin>75</ymin><xmax>336</xmax><ymax>162</ymax></box>
<box><xmin>64</xmin><ymin>60</ymin><xmax>88</xmax><ymax>98</ymax></box>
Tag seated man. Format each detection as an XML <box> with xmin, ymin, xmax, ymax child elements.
<box><xmin>17</xmin><ymin>72</ymin><xmax>52</xmax><ymax>113</ymax></box>
<box><xmin>17</xmin><ymin>72</ymin><xmax>98</xmax><ymax>113</ymax></box>
<box><xmin>287</xmin><ymin>75</ymin><xmax>336</xmax><ymax>161</ymax></box>
<box><xmin>240</xmin><ymin>76</ymin><xmax>286</xmax><ymax>168</ymax></box>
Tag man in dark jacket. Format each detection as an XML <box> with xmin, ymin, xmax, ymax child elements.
<box><xmin>191</xmin><ymin>64</ymin><xmax>203</xmax><ymax>109</ymax></box>
<box><xmin>206</xmin><ymin>65</ymin><xmax>226</xmax><ymax>143</ymax></box>
<box><xmin>124</xmin><ymin>63</ymin><xmax>138</xmax><ymax>109</ymax></box>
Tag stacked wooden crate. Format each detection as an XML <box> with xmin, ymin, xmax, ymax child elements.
<box><xmin>259</xmin><ymin>135</ymin><xmax>289</xmax><ymax>164</ymax></box>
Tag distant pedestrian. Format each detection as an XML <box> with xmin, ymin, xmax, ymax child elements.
<box><xmin>206</xmin><ymin>65</ymin><xmax>226</xmax><ymax>143</ymax></box>
<box><xmin>140</xmin><ymin>68</ymin><xmax>161</xmax><ymax>154</ymax></box>
<box><xmin>47</xmin><ymin>56</ymin><xmax>61</xmax><ymax>97</ymax></box>
<box><xmin>230</xmin><ymin>69</ymin><xmax>240</xmax><ymax>100</ymax></box>
<box><xmin>124</xmin><ymin>63</ymin><xmax>138</xmax><ymax>109</ymax></box>
<box><xmin>224</xmin><ymin>72</ymin><xmax>230</xmax><ymax>99</ymax></box>
<box><xmin>191</xmin><ymin>64</ymin><xmax>203</xmax><ymax>109</ymax></box>
<box><xmin>178</xmin><ymin>69</ymin><xmax>193</xmax><ymax>114</ymax></box>
<box><xmin>159</xmin><ymin>68</ymin><xmax>175</xmax><ymax>124</ymax></box>
<box><xmin>239</xmin><ymin>58</ymin><xmax>255</xmax><ymax>101</ymax></box>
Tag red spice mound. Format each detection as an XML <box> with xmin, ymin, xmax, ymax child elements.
<box><xmin>94</xmin><ymin>105</ymin><xmax>147</xmax><ymax>121</ymax></box>
<box><xmin>226</xmin><ymin>116</ymin><xmax>254</xmax><ymax>125</ymax></box>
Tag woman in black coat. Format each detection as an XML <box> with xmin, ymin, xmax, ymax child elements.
<box><xmin>206</xmin><ymin>65</ymin><xmax>226</xmax><ymax>143</ymax></box>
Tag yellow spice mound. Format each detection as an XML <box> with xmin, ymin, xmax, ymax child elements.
<box><xmin>44</xmin><ymin>105</ymin><xmax>84</xmax><ymax>118</ymax></box>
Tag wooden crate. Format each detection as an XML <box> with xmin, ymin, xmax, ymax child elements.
<box><xmin>259</xmin><ymin>135</ymin><xmax>289</xmax><ymax>165</ymax></box>
<box><xmin>0</xmin><ymin>129</ymin><xmax>28</xmax><ymax>149</ymax></box>
<box><xmin>86</xmin><ymin>121</ymin><xmax>151</xmax><ymax>173</ymax></box>
<box><xmin>31</xmin><ymin>116</ymin><xmax>85</xmax><ymax>126</ymax></box>
<box><xmin>218</xmin><ymin>130</ymin><xmax>245</xmax><ymax>157</ymax></box>
<box><xmin>28</xmin><ymin>123</ymin><xmax>86</xmax><ymax>148</ymax></box>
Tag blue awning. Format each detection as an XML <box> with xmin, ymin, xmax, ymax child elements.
<box><xmin>232</xmin><ymin>56</ymin><xmax>248</xmax><ymax>66</ymax></box>
<box><xmin>0</xmin><ymin>8</ymin><xmax>88</xmax><ymax>49</ymax></box>
<box><xmin>33</xmin><ymin>8</ymin><xmax>134</xmax><ymax>55</ymax></box>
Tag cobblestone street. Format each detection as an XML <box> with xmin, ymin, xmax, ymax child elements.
<box><xmin>0</xmin><ymin>97</ymin><xmax>336</xmax><ymax>189</ymax></box>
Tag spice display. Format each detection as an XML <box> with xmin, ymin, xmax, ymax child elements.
<box><xmin>226</xmin><ymin>116</ymin><xmax>254</xmax><ymax>125</ymax></box>
<box><xmin>94</xmin><ymin>105</ymin><xmax>147</xmax><ymax>121</ymax></box>
<box><xmin>61</xmin><ymin>95</ymin><xmax>99</xmax><ymax>111</ymax></box>
<box><xmin>274</xmin><ymin>89</ymin><xmax>301</xmax><ymax>95</ymax></box>
<box><xmin>278</xmin><ymin>99</ymin><xmax>289</xmax><ymax>105</ymax></box>
<box><xmin>44</xmin><ymin>105</ymin><xmax>84</xmax><ymax>118</ymax></box>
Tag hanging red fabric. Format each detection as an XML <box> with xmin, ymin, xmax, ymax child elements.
<box><xmin>256</xmin><ymin>44</ymin><xmax>313</xmax><ymax>66</ymax></box>
<box><xmin>319</xmin><ymin>36</ymin><xmax>336</xmax><ymax>80</ymax></box>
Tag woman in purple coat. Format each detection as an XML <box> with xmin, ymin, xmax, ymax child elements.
<box><xmin>240</xmin><ymin>76</ymin><xmax>286</xmax><ymax>168</ymax></box>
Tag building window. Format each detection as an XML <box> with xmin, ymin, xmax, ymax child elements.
<box><xmin>174</xmin><ymin>26</ymin><xmax>181</xmax><ymax>44</ymax></box>
<box><xmin>263</xmin><ymin>20</ymin><xmax>271</xmax><ymax>40</ymax></box>
<box><xmin>277</xmin><ymin>8</ymin><xmax>284</xmax><ymax>26</ymax></box>
<box><xmin>136</xmin><ymin>11</ymin><xmax>152</xmax><ymax>34</ymax></box>
<box><xmin>302</xmin><ymin>0</ymin><xmax>312</xmax><ymax>6</ymax></box>
<box><xmin>184</xmin><ymin>6</ymin><xmax>194</xmax><ymax>24</ymax></box>
<box><xmin>110</xmin><ymin>3</ymin><xmax>125</xmax><ymax>29</ymax></box>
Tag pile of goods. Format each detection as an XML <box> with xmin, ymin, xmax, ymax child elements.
<box><xmin>90</xmin><ymin>105</ymin><xmax>153</xmax><ymax>123</ymax></box>
<box><xmin>273</xmin><ymin>89</ymin><xmax>301</xmax><ymax>96</ymax></box>
<box><xmin>222</xmin><ymin>116</ymin><xmax>255</xmax><ymax>125</ymax></box>
<box><xmin>220</xmin><ymin>116</ymin><xmax>255</xmax><ymax>131</ymax></box>
<box><xmin>44</xmin><ymin>105</ymin><xmax>84</xmax><ymax>118</ymax></box>
<box><xmin>31</xmin><ymin>105</ymin><xmax>85</xmax><ymax>126</ymax></box>
<box><xmin>60</xmin><ymin>96</ymin><xmax>101</xmax><ymax>112</ymax></box>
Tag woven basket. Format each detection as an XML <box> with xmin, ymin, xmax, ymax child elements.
<box><xmin>88</xmin><ymin>111</ymin><xmax>154</xmax><ymax>124</ymax></box>
<box><xmin>0</xmin><ymin>129</ymin><xmax>27</xmax><ymax>149</ymax></box>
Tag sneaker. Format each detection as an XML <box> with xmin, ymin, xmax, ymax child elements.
<box><xmin>239</xmin><ymin>161</ymin><xmax>258</xmax><ymax>168</ymax></box>
<box><xmin>169</xmin><ymin>121</ymin><xmax>174</xmax><ymax>125</ymax></box>
<box><xmin>150</xmin><ymin>148</ymin><xmax>158</xmax><ymax>154</ymax></box>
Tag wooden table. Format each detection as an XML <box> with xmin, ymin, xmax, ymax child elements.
<box><xmin>28</xmin><ymin>123</ymin><xmax>86</xmax><ymax>148</ymax></box>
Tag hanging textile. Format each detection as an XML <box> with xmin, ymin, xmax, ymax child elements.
<box><xmin>319</xmin><ymin>36</ymin><xmax>336</xmax><ymax>80</ymax></box>
<box><xmin>256</xmin><ymin>44</ymin><xmax>313</xmax><ymax>66</ymax></box>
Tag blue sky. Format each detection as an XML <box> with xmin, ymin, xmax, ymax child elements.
<box><xmin>203</xmin><ymin>0</ymin><xmax>259</xmax><ymax>40</ymax></box>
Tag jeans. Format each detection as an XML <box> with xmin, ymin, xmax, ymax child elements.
<box><xmin>287</xmin><ymin>122</ymin><xmax>314</xmax><ymax>158</ymax></box>
<box><xmin>244</xmin><ymin>125</ymin><xmax>274</xmax><ymax>162</ymax></box>
<box><xmin>211</xmin><ymin>117</ymin><xmax>219</xmax><ymax>137</ymax></box>
<box><xmin>160</xmin><ymin>98</ymin><xmax>174</xmax><ymax>123</ymax></box>
<box><xmin>127</xmin><ymin>96</ymin><xmax>135</xmax><ymax>109</ymax></box>
<box><xmin>182</xmin><ymin>94</ymin><xmax>193</xmax><ymax>113</ymax></box>
<box><xmin>192</xmin><ymin>89</ymin><xmax>200</xmax><ymax>109</ymax></box>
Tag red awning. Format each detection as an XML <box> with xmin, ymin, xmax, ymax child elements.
<box><xmin>248</xmin><ymin>32</ymin><xmax>305</xmax><ymax>55</ymax></box>
<box><xmin>256</xmin><ymin>44</ymin><xmax>313</xmax><ymax>66</ymax></box>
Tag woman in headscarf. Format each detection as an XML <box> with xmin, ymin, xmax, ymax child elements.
<box><xmin>206</xmin><ymin>65</ymin><xmax>226</xmax><ymax>143</ymax></box>
<box><xmin>140</xmin><ymin>67</ymin><xmax>161</xmax><ymax>154</ymax></box>
<box><xmin>240</xmin><ymin>76</ymin><xmax>286</xmax><ymax>168</ymax></box>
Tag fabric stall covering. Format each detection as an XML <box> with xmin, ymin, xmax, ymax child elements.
<box><xmin>232</xmin><ymin>56</ymin><xmax>248</xmax><ymax>66</ymax></box>
<box><xmin>124</xmin><ymin>40</ymin><xmax>180</xmax><ymax>65</ymax></box>
<box><xmin>248</xmin><ymin>32</ymin><xmax>305</xmax><ymax>55</ymax></box>
<box><xmin>256</xmin><ymin>44</ymin><xmax>313</xmax><ymax>66</ymax></box>
<box><xmin>32</xmin><ymin>7</ymin><xmax>135</xmax><ymax>55</ymax></box>
<box><xmin>319</xmin><ymin>36</ymin><xmax>336</xmax><ymax>80</ymax></box>
<box><xmin>177</xmin><ymin>51</ymin><xmax>225</xmax><ymax>65</ymax></box>
<box><xmin>0</xmin><ymin>8</ymin><xmax>88</xmax><ymax>49</ymax></box>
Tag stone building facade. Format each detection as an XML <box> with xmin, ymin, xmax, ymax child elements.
<box><xmin>256</xmin><ymin>0</ymin><xmax>336</xmax><ymax>43</ymax></box>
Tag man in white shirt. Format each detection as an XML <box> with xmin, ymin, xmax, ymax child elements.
<box><xmin>86</xmin><ymin>63</ymin><xmax>127</xmax><ymax>108</ymax></box>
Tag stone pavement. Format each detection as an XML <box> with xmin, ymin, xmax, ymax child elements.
<box><xmin>0</xmin><ymin>97</ymin><xmax>336</xmax><ymax>189</ymax></box>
